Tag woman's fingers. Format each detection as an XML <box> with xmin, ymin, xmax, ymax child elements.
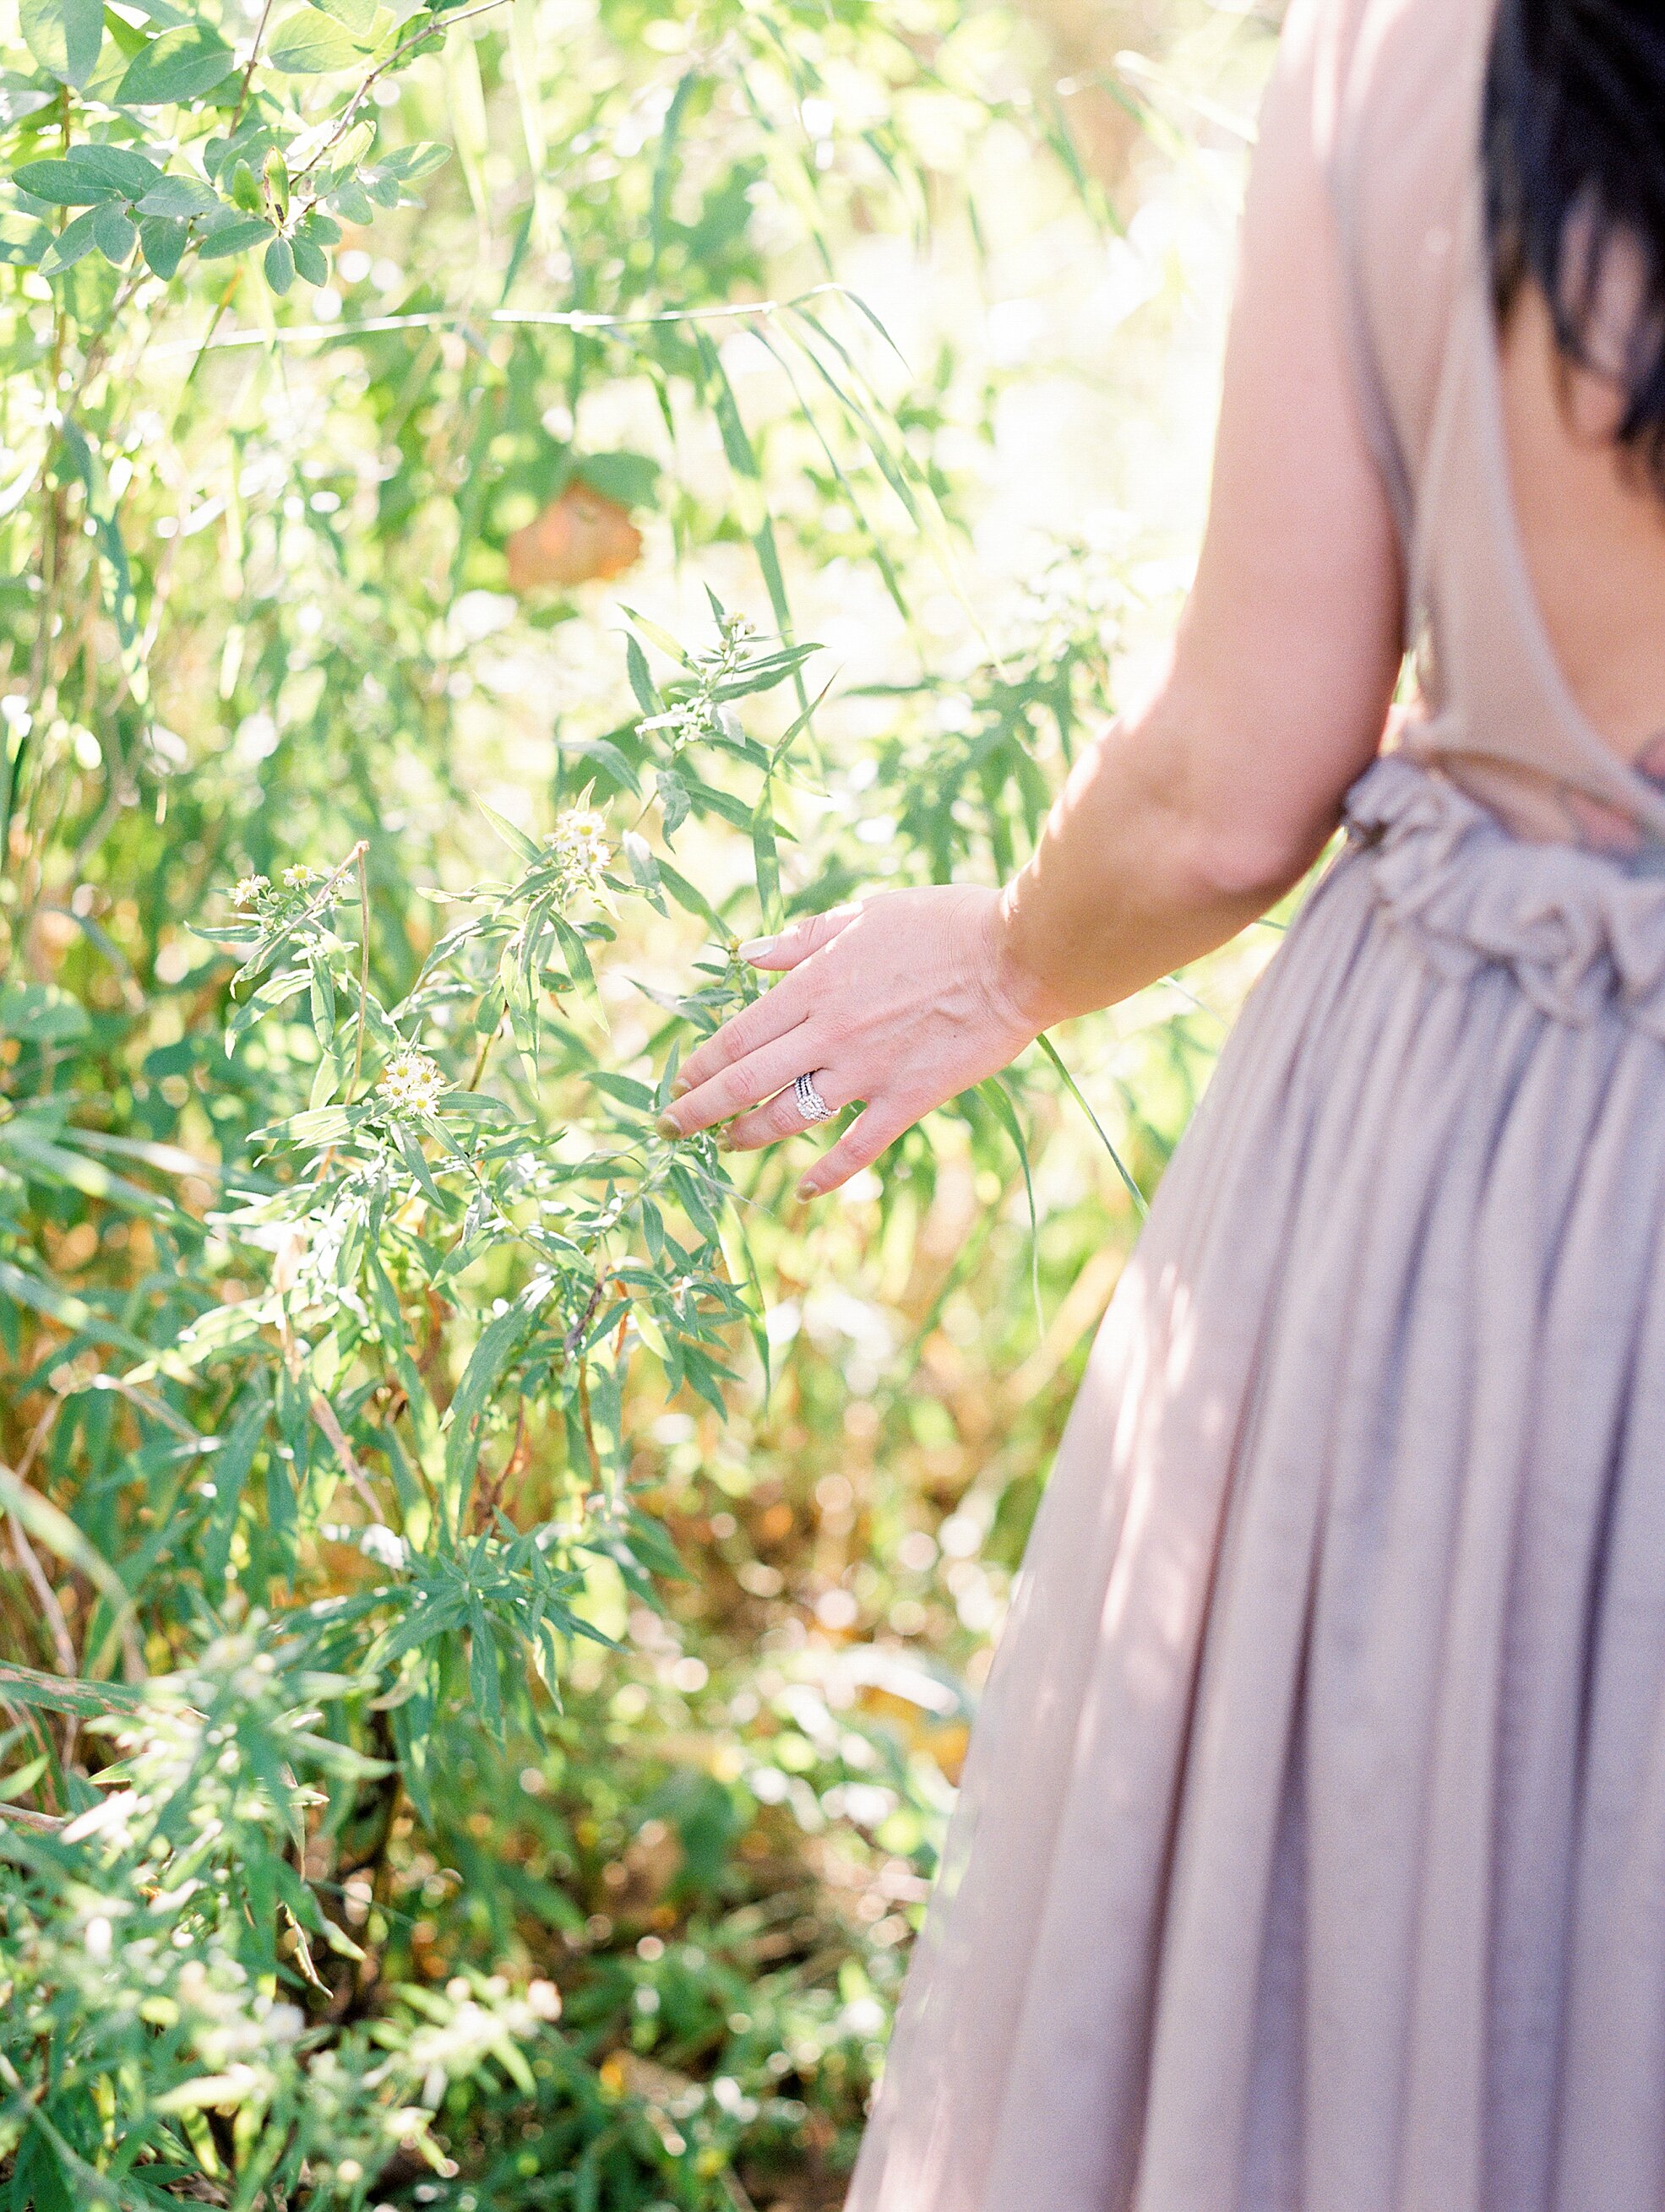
<box><xmin>661</xmin><ymin>1024</ymin><xmax>819</xmax><ymax>1139</ymax></box>
<box><xmin>667</xmin><ymin>976</ymin><xmax>809</xmax><ymax>1114</ymax></box>
<box><xmin>671</xmin><ymin>907</ymin><xmax>864</xmax><ymax>1104</ymax></box>
<box><xmin>797</xmin><ymin>1101</ymin><xmax>911</xmax><ymax>1198</ymax></box>
<box><xmin>720</xmin><ymin>1065</ymin><xmax>857</xmax><ymax>1154</ymax></box>
<box><xmin>736</xmin><ymin>902</ymin><xmax>863</xmax><ymax>974</ymax></box>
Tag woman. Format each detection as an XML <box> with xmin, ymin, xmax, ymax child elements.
<box><xmin>660</xmin><ymin>0</ymin><xmax>1665</xmax><ymax>2200</ymax></box>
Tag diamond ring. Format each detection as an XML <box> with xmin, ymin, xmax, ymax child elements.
<box><xmin>793</xmin><ymin>1073</ymin><xmax>835</xmax><ymax>1125</ymax></box>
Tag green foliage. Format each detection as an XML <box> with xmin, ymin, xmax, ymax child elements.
<box><xmin>0</xmin><ymin>0</ymin><xmax>1269</xmax><ymax>2198</ymax></box>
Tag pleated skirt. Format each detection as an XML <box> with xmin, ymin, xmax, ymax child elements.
<box><xmin>846</xmin><ymin>753</ymin><xmax>1665</xmax><ymax>2212</ymax></box>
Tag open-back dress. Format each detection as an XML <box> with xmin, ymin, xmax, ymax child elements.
<box><xmin>846</xmin><ymin>1</ymin><xmax>1665</xmax><ymax>2206</ymax></box>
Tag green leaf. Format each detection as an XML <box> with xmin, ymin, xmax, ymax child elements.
<box><xmin>115</xmin><ymin>24</ymin><xmax>235</xmax><ymax>104</ymax></box>
<box><xmin>91</xmin><ymin>200</ymin><xmax>135</xmax><ymax>263</ymax></box>
<box><xmin>73</xmin><ymin>144</ymin><xmax>162</xmax><ymax>195</ymax></box>
<box><xmin>0</xmin><ymin>1464</ymin><xmax>135</xmax><ymax>1650</ymax></box>
<box><xmin>0</xmin><ymin>984</ymin><xmax>90</xmax><ymax>1046</ymax></box>
<box><xmin>264</xmin><ymin>232</ymin><xmax>295</xmax><ymax>292</ymax></box>
<box><xmin>12</xmin><ymin>158</ymin><xmax>118</xmax><ymax>207</ymax></box>
<box><xmin>621</xmin><ymin>829</ymin><xmax>660</xmax><ymax>899</ymax></box>
<box><xmin>227</xmin><ymin>156</ymin><xmax>264</xmax><ymax>211</ymax></box>
<box><xmin>558</xmin><ymin>732</ymin><xmax>639</xmax><ymax>796</ymax></box>
<box><xmin>0</xmin><ymin>1258</ymin><xmax>152</xmax><ymax>1360</ymax></box>
<box><xmin>290</xmin><ymin>231</ymin><xmax>328</xmax><ymax>284</ymax></box>
<box><xmin>197</xmin><ymin>215</ymin><xmax>273</xmax><ymax>258</ymax></box>
<box><xmin>297</xmin><ymin>208</ymin><xmax>341</xmax><ymax>245</ymax></box>
<box><xmin>139</xmin><ymin>213</ymin><xmax>186</xmax><ymax>275</ymax></box>
<box><xmin>260</xmin><ymin>1105</ymin><xmax>352</xmax><ymax>1147</ymax></box>
<box><xmin>263</xmin><ymin>146</ymin><xmax>290</xmax><ymax>217</ymax></box>
<box><xmin>267</xmin><ymin>7</ymin><xmax>367</xmax><ymax>71</ymax></box>
<box><xmin>443</xmin><ymin>1296</ymin><xmax>541</xmax><ymax>1515</ymax></box>
<box><xmin>618</xmin><ymin>605</ymin><xmax>689</xmax><ymax>668</ymax></box>
<box><xmin>331</xmin><ymin>177</ymin><xmax>373</xmax><ymax>223</ymax></box>
<box><xmin>752</xmin><ymin>783</ymin><xmax>781</xmax><ymax>930</ymax></box>
<box><xmin>573</xmin><ymin>451</ymin><xmax>658</xmax><ymax>510</ymax></box>
<box><xmin>314</xmin><ymin>0</ymin><xmax>379</xmax><ymax>32</ymax></box>
<box><xmin>135</xmin><ymin>172</ymin><xmax>219</xmax><ymax>218</ymax></box>
<box><xmin>588</xmin><ymin>1070</ymin><xmax>654</xmax><ymax>1111</ymax></box>
<box><xmin>0</xmin><ymin>1662</ymin><xmax>145</xmax><ymax>1720</ymax></box>
<box><xmin>0</xmin><ymin>85</ymin><xmax>56</xmax><ymax>125</ymax></box>
<box><xmin>19</xmin><ymin>0</ymin><xmax>103</xmax><ymax>89</ymax></box>
<box><xmin>379</xmin><ymin>141</ymin><xmax>450</xmax><ymax>182</ymax></box>
<box><xmin>655</xmin><ymin>856</ymin><xmax>728</xmax><ymax>937</ymax></box>
<box><xmin>681</xmin><ymin>774</ymin><xmax>752</xmax><ymax>830</ymax></box>
<box><xmin>656</xmin><ymin>769</ymin><xmax>689</xmax><ymax>837</ymax></box>
<box><xmin>650</xmin><ymin>66</ymin><xmax>696</xmax><ymax>269</ymax></box>
<box><xmin>710</xmin><ymin>643</ymin><xmax>818</xmax><ymax>702</ymax></box>
<box><xmin>550</xmin><ymin>913</ymin><xmax>594</xmax><ymax>988</ymax></box>
<box><xmin>476</xmin><ymin>797</ymin><xmax>541</xmax><ymax>864</ymax></box>
<box><xmin>38</xmin><ymin>207</ymin><xmax>100</xmax><ymax>275</ymax></box>
<box><xmin>624</xmin><ymin>634</ymin><xmax>660</xmax><ymax>716</ymax></box>
<box><xmin>1</xmin><ymin>1120</ymin><xmax>184</xmax><ymax>1221</ymax></box>
<box><xmin>1035</xmin><ymin>1032</ymin><xmax>1148</xmax><ymax>1215</ymax></box>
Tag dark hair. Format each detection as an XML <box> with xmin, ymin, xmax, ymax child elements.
<box><xmin>1485</xmin><ymin>0</ymin><xmax>1665</xmax><ymax>494</ymax></box>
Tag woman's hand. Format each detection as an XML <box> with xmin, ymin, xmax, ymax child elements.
<box><xmin>656</xmin><ymin>885</ymin><xmax>1043</xmax><ymax>1198</ymax></box>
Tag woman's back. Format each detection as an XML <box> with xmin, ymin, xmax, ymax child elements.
<box><xmin>1337</xmin><ymin>0</ymin><xmax>1665</xmax><ymax>850</ymax></box>
<box><xmin>1493</xmin><ymin>0</ymin><xmax>1665</xmax><ymax>774</ymax></box>
<box><xmin>1501</xmin><ymin>279</ymin><xmax>1665</xmax><ymax>774</ymax></box>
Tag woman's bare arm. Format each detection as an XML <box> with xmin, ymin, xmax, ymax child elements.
<box><xmin>661</xmin><ymin>0</ymin><xmax>1407</xmax><ymax>1193</ymax></box>
<box><xmin>996</xmin><ymin>0</ymin><xmax>1403</xmax><ymax>1027</ymax></box>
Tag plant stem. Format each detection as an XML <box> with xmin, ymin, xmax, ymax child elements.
<box><xmin>292</xmin><ymin>0</ymin><xmax>514</xmax><ymax>188</ymax></box>
<box><xmin>346</xmin><ymin>845</ymin><xmax>371</xmax><ymax>1105</ymax></box>
<box><xmin>231</xmin><ymin>0</ymin><xmax>280</xmax><ymax>128</ymax></box>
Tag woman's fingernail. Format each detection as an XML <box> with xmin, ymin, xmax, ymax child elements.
<box><xmin>656</xmin><ymin>1112</ymin><xmax>680</xmax><ymax>1138</ymax></box>
<box><xmin>738</xmin><ymin>936</ymin><xmax>776</xmax><ymax>960</ymax></box>
<box><xmin>671</xmin><ymin>1074</ymin><xmax>691</xmax><ymax>1098</ymax></box>
<box><xmin>717</xmin><ymin>1130</ymin><xmax>737</xmax><ymax>1153</ymax></box>
<box><xmin>796</xmin><ymin>1178</ymin><xmax>815</xmax><ymax>1200</ymax></box>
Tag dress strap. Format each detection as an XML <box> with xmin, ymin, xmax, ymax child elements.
<box><xmin>1325</xmin><ymin>0</ymin><xmax>1414</xmax><ymax>576</ymax></box>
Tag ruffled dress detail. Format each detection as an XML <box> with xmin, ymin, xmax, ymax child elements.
<box><xmin>847</xmin><ymin>753</ymin><xmax>1665</xmax><ymax>2212</ymax></box>
<box><xmin>1345</xmin><ymin>755</ymin><xmax>1665</xmax><ymax>1032</ymax></box>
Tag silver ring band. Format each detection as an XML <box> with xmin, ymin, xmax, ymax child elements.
<box><xmin>793</xmin><ymin>1073</ymin><xmax>835</xmax><ymax>1125</ymax></box>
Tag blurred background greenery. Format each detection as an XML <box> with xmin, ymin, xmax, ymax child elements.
<box><xmin>0</xmin><ymin>0</ymin><xmax>1284</xmax><ymax>2204</ymax></box>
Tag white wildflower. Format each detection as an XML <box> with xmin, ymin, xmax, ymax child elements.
<box><xmin>550</xmin><ymin>805</ymin><xmax>612</xmax><ymax>884</ymax></box>
<box><xmin>637</xmin><ymin>701</ymin><xmax>709</xmax><ymax>750</ymax></box>
<box><xmin>358</xmin><ymin>1524</ymin><xmax>408</xmax><ymax>1570</ymax></box>
<box><xmin>230</xmin><ymin>874</ymin><xmax>270</xmax><ymax>910</ymax></box>
<box><xmin>281</xmin><ymin>863</ymin><xmax>324</xmax><ymax>893</ymax></box>
<box><xmin>377</xmin><ymin>1049</ymin><xmax>445</xmax><ymax>1117</ymax></box>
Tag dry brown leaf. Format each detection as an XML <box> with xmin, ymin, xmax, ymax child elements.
<box><xmin>506</xmin><ymin>481</ymin><xmax>643</xmax><ymax>592</ymax></box>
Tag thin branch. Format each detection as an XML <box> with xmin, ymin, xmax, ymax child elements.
<box><xmin>154</xmin><ymin>280</ymin><xmax>864</xmax><ymax>358</ymax></box>
<box><xmin>6</xmin><ymin>1509</ymin><xmax>80</xmax><ymax>1769</ymax></box>
<box><xmin>291</xmin><ymin>0</ymin><xmax>514</xmax><ymax>187</ymax></box>
<box><xmin>562</xmin><ymin>1273</ymin><xmax>609</xmax><ymax>1355</ymax></box>
<box><xmin>310</xmin><ymin>1390</ymin><xmax>383</xmax><ymax>1521</ymax></box>
<box><xmin>231</xmin><ymin>0</ymin><xmax>280</xmax><ymax>128</ymax></box>
<box><xmin>8</xmin><ymin>1515</ymin><xmax>76</xmax><ymax>1682</ymax></box>
<box><xmin>345</xmin><ymin>845</ymin><xmax>371</xmax><ymax>1106</ymax></box>
<box><xmin>0</xmin><ymin>1803</ymin><xmax>66</xmax><ymax>1833</ymax></box>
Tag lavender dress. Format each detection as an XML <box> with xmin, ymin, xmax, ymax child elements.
<box><xmin>848</xmin><ymin>2</ymin><xmax>1665</xmax><ymax>2205</ymax></box>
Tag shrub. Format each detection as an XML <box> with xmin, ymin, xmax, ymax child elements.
<box><xmin>0</xmin><ymin>0</ymin><xmax>1262</xmax><ymax>2198</ymax></box>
